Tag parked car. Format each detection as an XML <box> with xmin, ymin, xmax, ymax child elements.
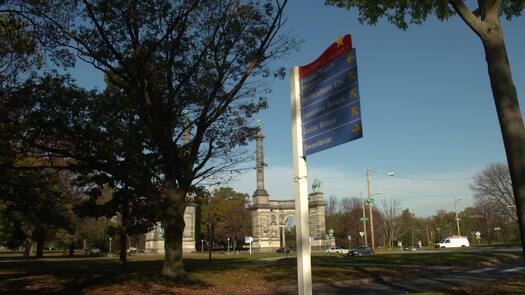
<box><xmin>347</xmin><ymin>246</ymin><xmax>372</xmax><ymax>256</ymax></box>
<box><xmin>325</xmin><ymin>246</ymin><xmax>349</xmax><ymax>254</ymax></box>
<box><xmin>87</xmin><ymin>248</ymin><xmax>102</xmax><ymax>256</ymax></box>
<box><xmin>276</xmin><ymin>247</ymin><xmax>291</xmax><ymax>254</ymax></box>
<box><xmin>435</xmin><ymin>236</ymin><xmax>469</xmax><ymax>248</ymax></box>
<box><xmin>127</xmin><ymin>246</ymin><xmax>138</xmax><ymax>254</ymax></box>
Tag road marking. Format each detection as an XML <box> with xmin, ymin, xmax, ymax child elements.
<box><xmin>501</xmin><ymin>267</ymin><xmax>525</xmax><ymax>273</ymax></box>
<box><xmin>467</xmin><ymin>268</ymin><xmax>495</xmax><ymax>274</ymax></box>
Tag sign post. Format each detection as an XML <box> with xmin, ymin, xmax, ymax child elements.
<box><xmin>245</xmin><ymin>236</ymin><xmax>253</xmax><ymax>255</ymax></box>
<box><xmin>290</xmin><ymin>66</ymin><xmax>312</xmax><ymax>295</ymax></box>
<box><xmin>290</xmin><ymin>34</ymin><xmax>361</xmax><ymax>295</ymax></box>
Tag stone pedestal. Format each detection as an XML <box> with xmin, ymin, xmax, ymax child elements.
<box><xmin>144</xmin><ymin>204</ymin><xmax>196</xmax><ymax>254</ymax></box>
<box><xmin>308</xmin><ymin>192</ymin><xmax>326</xmax><ymax>250</ymax></box>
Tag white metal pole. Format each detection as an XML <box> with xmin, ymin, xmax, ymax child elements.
<box><xmin>290</xmin><ymin>66</ymin><xmax>312</xmax><ymax>295</ymax></box>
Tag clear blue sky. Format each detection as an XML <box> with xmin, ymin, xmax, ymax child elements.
<box><xmin>71</xmin><ymin>1</ymin><xmax>525</xmax><ymax>217</ymax></box>
<box><xmin>230</xmin><ymin>1</ymin><xmax>525</xmax><ymax>217</ymax></box>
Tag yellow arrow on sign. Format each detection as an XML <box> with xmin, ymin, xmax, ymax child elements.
<box><xmin>349</xmin><ymin>88</ymin><xmax>357</xmax><ymax>98</ymax></box>
<box><xmin>346</xmin><ymin>54</ymin><xmax>354</xmax><ymax>63</ymax></box>
<box><xmin>348</xmin><ymin>71</ymin><xmax>356</xmax><ymax>81</ymax></box>
<box><xmin>351</xmin><ymin>106</ymin><xmax>359</xmax><ymax>117</ymax></box>
<box><xmin>352</xmin><ymin>123</ymin><xmax>361</xmax><ymax>136</ymax></box>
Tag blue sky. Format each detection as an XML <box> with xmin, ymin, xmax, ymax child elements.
<box><xmin>229</xmin><ymin>1</ymin><xmax>525</xmax><ymax>217</ymax></box>
<box><xmin>71</xmin><ymin>1</ymin><xmax>525</xmax><ymax>217</ymax></box>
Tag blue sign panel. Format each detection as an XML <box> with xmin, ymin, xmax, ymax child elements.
<box><xmin>299</xmin><ymin>44</ymin><xmax>362</xmax><ymax>156</ymax></box>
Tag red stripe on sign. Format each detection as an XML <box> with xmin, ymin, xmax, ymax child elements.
<box><xmin>299</xmin><ymin>34</ymin><xmax>352</xmax><ymax>78</ymax></box>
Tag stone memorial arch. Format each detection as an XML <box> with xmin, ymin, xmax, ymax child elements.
<box><xmin>249</xmin><ymin>126</ymin><xmax>329</xmax><ymax>251</ymax></box>
<box><xmin>142</xmin><ymin>125</ymin><xmax>331</xmax><ymax>253</ymax></box>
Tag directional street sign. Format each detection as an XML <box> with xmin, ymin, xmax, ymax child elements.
<box><xmin>359</xmin><ymin>216</ymin><xmax>368</xmax><ymax>222</ymax></box>
<box><xmin>298</xmin><ymin>34</ymin><xmax>362</xmax><ymax>156</ymax></box>
<box><xmin>289</xmin><ymin>35</ymin><xmax>360</xmax><ymax>295</ymax></box>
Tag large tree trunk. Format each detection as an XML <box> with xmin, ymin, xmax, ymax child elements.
<box><xmin>119</xmin><ymin>206</ymin><xmax>128</xmax><ymax>264</ymax></box>
<box><xmin>119</xmin><ymin>230</ymin><xmax>127</xmax><ymax>264</ymax></box>
<box><xmin>68</xmin><ymin>242</ymin><xmax>75</xmax><ymax>257</ymax></box>
<box><xmin>119</xmin><ymin>228</ymin><xmax>128</xmax><ymax>264</ymax></box>
<box><xmin>161</xmin><ymin>180</ymin><xmax>188</xmax><ymax>280</ymax></box>
<box><xmin>481</xmin><ymin>19</ymin><xmax>525</xmax><ymax>262</ymax></box>
<box><xmin>23</xmin><ymin>238</ymin><xmax>33</xmax><ymax>258</ymax></box>
<box><xmin>35</xmin><ymin>230</ymin><xmax>46</xmax><ymax>258</ymax></box>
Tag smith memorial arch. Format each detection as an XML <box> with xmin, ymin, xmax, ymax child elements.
<box><xmin>143</xmin><ymin>125</ymin><xmax>330</xmax><ymax>253</ymax></box>
<box><xmin>249</xmin><ymin>126</ymin><xmax>330</xmax><ymax>251</ymax></box>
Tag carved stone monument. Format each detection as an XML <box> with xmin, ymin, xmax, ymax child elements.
<box><xmin>249</xmin><ymin>126</ymin><xmax>330</xmax><ymax>251</ymax></box>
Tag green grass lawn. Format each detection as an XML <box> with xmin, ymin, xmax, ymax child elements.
<box><xmin>0</xmin><ymin>250</ymin><xmax>521</xmax><ymax>294</ymax></box>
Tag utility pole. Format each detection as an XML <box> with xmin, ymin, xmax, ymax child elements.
<box><xmin>361</xmin><ymin>192</ymin><xmax>368</xmax><ymax>246</ymax></box>
<box><xmin>367</xmin><ymin>167</ymin><xmax>375</xmax><ymax>252</ymax></box>
<box><xmin>454</xmin><ymin>197</ymin><xmax>461</xmax><ymax>236</ymax></box>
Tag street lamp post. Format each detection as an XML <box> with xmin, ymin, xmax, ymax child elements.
<box><xmin>454</xmin><ymin>197</ymin><xmax>462</xmax><ymax>236</ymax></box>
<box><xmin>366</xmin><ymin>168</ymin><xmax>394</xmax><ymax>252</ymax></box>
<box><xmin>227</xmin><ymin>237</ymin><xmax>230</xmax><ymax>255</ymax></box>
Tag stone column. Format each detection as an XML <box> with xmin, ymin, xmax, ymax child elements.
<box><xmin>252</xmin><ymin>126</ymin><xmax>269</xmax><ymax>200</ymax></box>
<box><xmin>255</xmin><ymin>127</ymin><xmax>268</xmax><ymax>193</ymax></box>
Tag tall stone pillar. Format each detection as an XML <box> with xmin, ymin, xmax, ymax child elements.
<box><xmin>251</xmin><ymin>124</ymin><xmax>270</xmax><ymax>250</ymax></box>
<box><xmin>252</xmin><ymin>126</ymin><xmax>269</xmax><ymax>202</ymax></box>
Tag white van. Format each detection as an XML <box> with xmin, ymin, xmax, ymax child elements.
<box><xmin>436</xmin><ymin>236</ymin><xmax>470</xmax><ymax>248</ymax></box>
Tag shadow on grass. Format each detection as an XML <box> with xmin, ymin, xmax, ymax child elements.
<box><xmin>0</xmin><ymin>254</ymin><xmax>302</xmax><ymax>294</ymax></box>
<box><xmin>1</xmin><ymin>251</ymin><xmax>521</xmax><ymax>294</ymax></box>
<box><xmin>0</xmin><ymin>255</ymin><xmax>219</xmax><ymax>294</ymax></box>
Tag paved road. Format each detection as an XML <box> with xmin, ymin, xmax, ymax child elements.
<box><xmin>377</xmin><ymin>246</ymin><xmax>522</xmax><ymax>255</ymax></box>
<box><xmin>313</xmin><ymin>262</ymin><xmax>525</xmax><ymax>294</ymax></box>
